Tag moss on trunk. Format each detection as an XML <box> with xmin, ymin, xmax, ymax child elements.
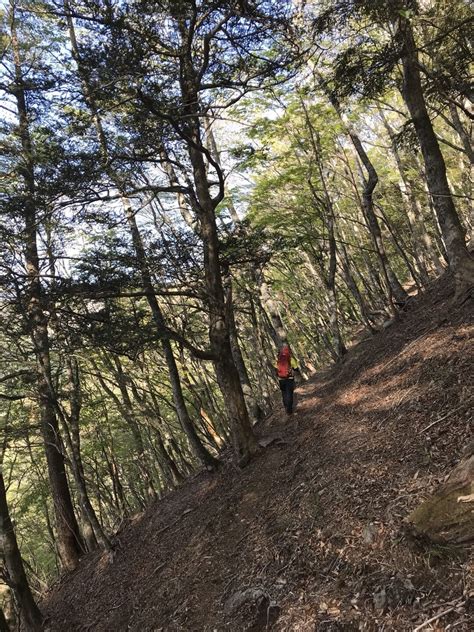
<box><xmin>406</xmin><ymin>455</ymin><xmax>474</xmax><ymax>545</ymax></box>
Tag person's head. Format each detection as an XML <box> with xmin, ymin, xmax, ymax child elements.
<box><xmin>280</xmin><ymin>342</ymin><xmax>290</xmax><ymax>357</ymax></box>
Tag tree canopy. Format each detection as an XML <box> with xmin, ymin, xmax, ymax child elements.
<box><xmin>0</xmin><ymin>0</ymin><xmax>472</xmax><ymax>626</ymax></box>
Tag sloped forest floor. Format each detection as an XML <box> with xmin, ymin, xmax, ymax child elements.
<box><xmin>44</xmin><ymin>275</ymin><xmax>473</xmax><ymax>631</ymax></box>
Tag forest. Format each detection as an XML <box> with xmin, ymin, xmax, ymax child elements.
<box><xmin>0</xmin><ymin>0</ymin><xmax>473</xmax><ymax>630</ymax></box>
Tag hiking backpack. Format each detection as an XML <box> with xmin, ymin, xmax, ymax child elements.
<box><xmin>277</xmin><ymin>351</ymin><xmax>292</xmax><ymax>379</ymax></box>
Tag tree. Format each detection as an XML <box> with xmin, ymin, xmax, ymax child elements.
<box><xmin>396</xmin><ymin>7</ymin><xmax>474</xmax><ymax>298</ymax></box>
<box><xmin>55</xmin><ymin>0</ymin><xmax>294</xmax><ymax>464</ymax></box>
<box><xmin>66</xmin><ymin>2</ymin><xmax>219</xmax><ymax>470</ymax></box>
<box><xmin>312</xmin><ymin>0</ymin><xmax>474</xmax><ymax>299</ymax></box>
<box><xmin>0</xmin><ymin>470</ymin><xmax>42</xmax><ymax>631</ymax></box>
<box><xmin>1</xmin><ymin>0</ymin><xmax>83</xmax><ymax>571</ymax></box>
<box><xmin>0</xmin><ymin>423</ymin><xmax>42</xmax><ymax>631</ymax></box>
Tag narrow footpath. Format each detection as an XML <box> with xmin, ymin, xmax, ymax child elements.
<box><xmin>45</xmin><ymin>275</ymin><xmax>473</xmax><ymax>631</ymax></box>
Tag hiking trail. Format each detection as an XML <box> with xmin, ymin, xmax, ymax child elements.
<box><xmin>44</xmin><ymin>275</ymin><xmax>473</xmax><ymax>631</ymax></box>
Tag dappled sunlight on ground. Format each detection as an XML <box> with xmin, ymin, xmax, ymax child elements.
<box><xmin>44</xmin><ymin>277</ymin><xmax>473</xmax><ymax>631</ymax></box>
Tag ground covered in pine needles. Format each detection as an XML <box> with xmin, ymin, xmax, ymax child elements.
<box><xmin>44</xmin><ymin>274</ymin><xmax>473</xmax><ymax>631</ymax></box>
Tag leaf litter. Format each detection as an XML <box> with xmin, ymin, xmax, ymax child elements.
<box><xmin>44</xmin><ymin>274</ymin><xmax>473</xmax><ymax>631</ymax></box>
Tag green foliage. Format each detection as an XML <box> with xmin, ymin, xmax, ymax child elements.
<box><xmin>0</xmin><ymin>0</ymin><xmax>471</xmax><ymax>598</ymax></box>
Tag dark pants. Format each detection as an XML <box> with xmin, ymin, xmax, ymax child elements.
<box><xmin>279</xmin><ymin>378</ymin><xmax>295</xmax><ymax>413</ymax></box>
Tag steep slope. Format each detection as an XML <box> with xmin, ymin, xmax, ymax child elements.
<box><xmin>44</xmin><ymin>275</ymin><xmax>473</xmax><ymax>631</ymax></box>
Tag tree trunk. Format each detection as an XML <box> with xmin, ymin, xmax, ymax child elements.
<box><xmin>379</xmin><ymin>109</ymin><xmax>433</xmax><ymax>282</ymax></box>
<box><xmin>225</xmin><ymin>278</ymin><xmax>264</xmax><ymax>425</ymax></box>
<box><xmin>377</xmin><ymin>204</ymin><xmax>424</xmax><ymax>289</ymax></box>
<box><xmin>448</xmin><ymin>103</ymin><xmax>474</xmax><ymax>166</ymax></box>
<box><xmin>336</xmin><ymin>226</ymin><xmax>377</xmax><ymax>332</ymax></box>
<box><xmin>406</xmin><ymin>451</ymin><xmax>474</xmax><ymax>545</ymax></box>
<box><xmin>447</xmin><ymin>104</ymin><xmax>474</xmax><ymax>246</ymax></box>
<box><xmin>95</xmin><ymin>358</ymin><xmax>156</xmax><ymax>505</ymax></box>
<box><xmin>159</xmin><ymin>145</ymin><xmax>200</xmax><ymax>232</ymax></box>
<box><xmin>65</xmin><ymin>9</ymin><xmax>217</xmax><ymax>472</ymax></box>
<box><xmin>122</xmin><ymin>202</ymin><xmax>219</xmax><ymax>471</ymax></box>
<box><xmin>258</xmin><ymin>280</ymin><xmax>287</xmax><ymax>347</ymax></box>
<box><xmin>180</xmin><ymin>57</ymin><xmax>258</xmax><ymax>465</ymax></box>
<box><xmin>304</xmin><ymin>114</ymin><xmax>347</xmax><ymax>358</ymax></box>
<box><xmin>398</xmin><ymin>17</ymin><xmax>474</xmax><ymax>298</ymax></box>
<box><xmin>350</xmin><ymin>136</ymin><xmax>408</xmax><ymax>308</ymax></box>
<box><xmin>155</xmin><ymin>430</ymin><xmax>185</xmax><ymax>486</ymax></box>
<box><xmin>327</xmin><ymin>94</ymin><xmax>408</xmax><ymax>311</ymax></box>
<box><xmin>0</xmin><ymin>469</ymin><xmax>43</xmax><ymax>631</ymax></box>
<box><xmin>62</xmin><ymin>358</ymin><xmax>112</xmax><ymax>552</ymax></box>
<box><xmin>0</xmin><ymin>608</ymin><xmax>10</xmax><ymax>632</ymax></box>
<box><xmin>203</xmin><ymin>120</ymin><xmax>264</xmax><ymax>422</ymax></box>
<box><xmin>10</xmin><ymin>8</ymin><xmax>82</xmax><ymax>572</ymax></box>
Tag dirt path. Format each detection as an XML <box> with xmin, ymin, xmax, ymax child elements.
<box><xmin>44</xmin><ymin>278</ymin><xmax>473</xmax><ymax>631</ymax></box>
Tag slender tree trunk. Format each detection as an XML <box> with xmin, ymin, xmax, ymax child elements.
<box><xmin>339</xmin><ymin>146</ymin><xmax>405</xmax><ymax>310</ymax></box>
<box><xmin>448</xmin><ymin>103</ymin><xmax>474</xmax><ymax>165</ymax></box>
<box><xmin>43</xmin><ymin>223</ymin><xmax>107</xmax><ymax>552</ymax></box>
<box><xmin>159</xmin><ymin>145</ymin><xmax>200</xmax><ymax>232</ymax></box>
<box><xmin>179</xmin><ymin>58</ymin><xmax>258</xmax><ymax>466</ymax></box>
<box><xmin>127</xmin><ymin>377</ymin><xmax>189</xmax><ymax>485</ymax></box>
<box><xmin>97</xmin><ymin>430</ymin><xmax>128</xmax><ymax>519</ymax></box>
<box><xmin>176</xmin><ymin>363</ymin><xmax>225</xmax><ymax>447</ymax></box>
<box><xmin>336</xmin><ymin>225</ymin><xmax>376</xmax><ymax>332</ymax></box>
<box><xmin>204</xmin><ymin>118</ymin><xmax>241</xmax><ymax>224</ymax></box>
<box><xmin>398</xmin><ymin>16</ymin><xmax>474</xmax><ymax>298</ymax></box>
<box><xmin>258</xmin><ymin>279</ymin><xmax>287</xmax><ymax>347</ymax></box>
<box><xmin>188</xmin><ymin>362</ymin><xmax>230</xmax><ymax>437</ymax></box>
<box><xmin>63</xmin><ymin>358</ymin><xmax>112</xmax><ymax>552</ymax></box>
<box><xmin>224</xmin><ymin>276</ymin><xmax>263</xmax><ymax>424</ymax></box>
<box><xmin>247</xmin><ymin>296</ymin><xmax>275</xmax><ymax>409</ymax></box>
<box><xmin>94</xmin><ymin>358</ymin><xmax>156</xmax><ymax>504</ymax></box>
<box><xmin>302</xmin><ymin>111</ymin><xmax>347</xmax><ymax>358</ymax></box>
<box><xmin>379</xmin><ymin>109</ymin><xmax>432</xmax><ymax>282</ymax></box>
<box><xmin>65</xmin><ymin>9</ymin><xmax>217</xmax><ymax>471</ymax></box>
<box><xmin>376</xmin><ymin>204</ymin><xmax>424</xmax><ymax>289</ymax></box>
<box><xmin>0</xmin><ymin>468</ymin><xmax>43</xmax><ymax>631</ymax></box>
<box><xmin>447</xmin><ymin>104</ymin><xmax>474</xmax><ymax>245</ymax></box>
<box><xmin>121</xmin><ymin>203</ymin><xmax>219</xmax><ymax>470</ymax></box>
<box><xmin>155</xmin><ymin>430</ymin><xmax>185</xmax><ymax>486</ymax></box>
<box><xmin>327</xmin><ymin>96</ymin><xmax>407</xmax><ymax>310</ymax></box>
<box><xmin>10</xmin><ymin>8</ymin><xmax>82</xmax><ymax>572</ymax></box>
<box><xmin>351</xmin><ymin>138</ymin><xmax>408</xmax><ymax>307</ymax></box>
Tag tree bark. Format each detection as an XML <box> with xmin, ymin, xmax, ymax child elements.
<box><xmin>350</xmin><ymin>134</ymin><xmax>408</xmax><ymax>308</ymax></box>
<box><xmin>225</xmin><ymin>277</ymin><xmax>264</xmax><ymax>424</ymax></box>
<box><xmin>303</xmin><ymin>111</ymin><xmax>347</xmax><ymax>358</ymax></box>
<box><xmin>179</xmin><ymin>53</ymin><xmax>258</xmax><ymax>465</ymax></box>
<box><xmin>121</xmin><ymin>203</ymin><xmax>219</xmax><ymax>471</ymax></box>
<box><xmin>406</xmin><ymin>450</ymin><xmax>474</xmax><ymax>545</ymax></box>
<box><xmin>62</xmin><ymin>358</ymin><xmax>112</xmax><ymax>552</ymax></box>
<box><xmin>336</xmin><ymin>225</ymin><xmax>377</xmax><ymax>332</ymax></box>
<box><xmin>10</xmin><ymin>6</ymin><xmax>82</xmax><ymax>572</ymax></box>
<box><xmin>94</xmin><ymin>358</ymin><xmax>156</xmax><ymax>505</ymax></box>
<box><xmin>448</xmin><ymin>103</ymin><xmax>474</xmax><ymax>166</ymax></box>
<box><xmin>398</xmin><ymin>16</ymin><xmax>474</xmax><ymax>298</ymax></box>
<box><xmin>202</xmin><ymin>122</ymin><xmax>264</xmax><ymax>423</ymax></box>
<box><xmin>327</xmin><ymin>95</ymin><xmax>408</xmax><ymax>311</ymax></box>
<box><xmin>65</xmin><ymin>8</ymin><xmax>218</xmax><ymax>471</ymax></box>
<box><xmin>258</xmin><ymin>280</ymin><xmax>287</xmax><ymax>347</ymax></box>
<box><xmin>0</xmin><ymin>468</ymin><xmax>43</xmax><ymax>631</ymax></box>
<box><xmin>379</xmin><ymin>108</ymin><xmax>434</xmax><ymax>281</ymax></box>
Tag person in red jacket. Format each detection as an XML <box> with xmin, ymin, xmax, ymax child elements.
<box><xmin>275</xmin><ymin>343</ymin><xmax>299</xmax><ymax>415</ymax></box>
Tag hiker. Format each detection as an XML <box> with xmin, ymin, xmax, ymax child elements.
<box><xmin>275</xmin><ymin>343</ymin><xmax>299</xmax><ymax>415</ymax></box>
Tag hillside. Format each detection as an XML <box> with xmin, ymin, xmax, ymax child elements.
<box><xmin>44</xmin><ymin>276</ymin><xmax>473</xmax><ymax>632</ymax></box>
